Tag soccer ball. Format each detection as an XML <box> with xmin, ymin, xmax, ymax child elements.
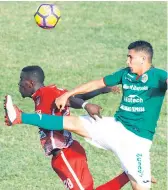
<box><xmin>34</xmin><ymin>4</ymin><xmax>61</xmax><ymax>29</ymax></box>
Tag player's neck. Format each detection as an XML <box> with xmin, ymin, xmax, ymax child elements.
<box><xmin>34</xmin><ymin>83</ymin><xmax>45</xmax><ymax>92</ymax></box>
<box><xmin>137</xmin><ymin>63</ymin><xmax>152</xmax><ymax>76</ymax></box>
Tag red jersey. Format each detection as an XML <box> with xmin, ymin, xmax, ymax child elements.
<box><xmin>32</xmin><ymin>85</ymin><xmax>73</xmax><ymax>156</ymax></box>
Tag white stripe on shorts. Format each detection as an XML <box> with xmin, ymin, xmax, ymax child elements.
<box><xmin>61</xmin><ymin>151</ymin><xmax>84</xmax><ymax>190</ymax></box>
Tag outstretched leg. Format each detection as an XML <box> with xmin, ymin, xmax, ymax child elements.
<box><xmin>4</xmin><ymin>95</ymin><xmax>156</xmax><ymax>190</ymax></box>
<box><xmin>4</xmin><ymin>95</ymin><xmax>91</xmax><ymax>138</ymax></box>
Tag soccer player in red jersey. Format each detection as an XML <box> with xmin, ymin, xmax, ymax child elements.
<box><xmin>5</xmin><ymin>65</ymin><xmax>129</xmax><ymax>189</ymax></box>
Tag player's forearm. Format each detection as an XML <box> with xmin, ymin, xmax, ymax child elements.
<box><xmin>67</xmin><ymin>78</ymin><xmax>105</xmax><ymax>98</ymax></box>
<box><xmin>75</xmin><ymin>87</ymin><xmax>110</xmax><ymax>100</ymax></box>
<box><xmin>68</xmin><ymin>96</ymin><xmax>85</xmax><ymax>109</ymax></box>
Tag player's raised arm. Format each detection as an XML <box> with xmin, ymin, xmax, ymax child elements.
<box><xmin>75</xmin><ymin>86</ymin><xmax>120</xmax><ymax>100</ymax></box>
<box><xmin>55</xmin><ymin>78</ymin><xmax>105</xmax><ymax>111</ymax></box>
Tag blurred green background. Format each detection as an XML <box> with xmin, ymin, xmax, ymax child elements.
<box><xmin>0</xmin><ymin>2</ymin><xmax>167</xmax><ymax>190</ymax></box>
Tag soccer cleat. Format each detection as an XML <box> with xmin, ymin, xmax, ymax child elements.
<box><xmin>4</xmin><ymin>95</ymin><xmax>22</xmax><ymax>126</ymax></box>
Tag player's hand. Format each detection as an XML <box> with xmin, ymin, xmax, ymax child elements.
<box><xmin>110</xmin><ymin>86</ymin><xmax>121</xmax><ymax>94</ymax></box>
<box><xmin>84</xmin><ymin>103</ymin><xmax>102</xmax><ymax>120</ymax></box>
<box><xmin>55</xmin><ymin>92</ymin><xmax>70</xmax><ymax>111</ymax></box>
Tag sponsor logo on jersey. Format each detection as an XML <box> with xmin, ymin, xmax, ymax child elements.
<box><xmin>123</xmin><ymin>84</ymin><xmax>148</xmax><ymax>91</ymax></box>
<box><xmin>124</xmin><ymin>95</ymin><xmax>143</xmax><ymax>103</ymax></box>
<box><xmin>141</xmin><ymin>74</ymin><xmax>148</xmax><ymax>83</ymax></box>
<box><xmin>120</xmin><ymin>104</ymin><xmax>145</xmax><ymax>112</ymax></box>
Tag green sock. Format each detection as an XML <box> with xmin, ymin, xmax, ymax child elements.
<box><xmin>21</xmin><ymin>113</ymin><xmax>63</xmax><ymax>131</ymax></box>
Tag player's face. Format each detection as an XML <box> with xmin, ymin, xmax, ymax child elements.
<box><xmin>18</xmin><ymin>72</ymin><xmax>34</xmax><ymax>98</ymax></box>
<box><xmin>126</xmin><ymin>49</ymin><xmax>144</xmax><ymax>74</ymax></box>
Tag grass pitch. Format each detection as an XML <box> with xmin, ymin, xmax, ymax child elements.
<box><xmin>0</xmin><ymin>2</ymin><xmax>167</xmax><ymax>190</ymax></box>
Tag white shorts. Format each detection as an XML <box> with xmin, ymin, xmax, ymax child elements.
<box><xmin>80</xmin><ymin>115</ymin><xmax>152</xmax><ymax>188</ymax></box>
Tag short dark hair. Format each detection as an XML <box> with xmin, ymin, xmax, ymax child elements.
<box><xmin>128</xmin><ymin>40</ymin><xmax>153</xmax><ymax>59</ymax></box>
<box><xmin>22</xmin><ymin>66</ymin><xmax>45</xmax><ymax>83</ymax></box>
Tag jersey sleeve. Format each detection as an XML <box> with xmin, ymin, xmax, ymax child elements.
<box><xmin>158</xmin><ymin>69</ymin><xmax>168</xmax><ymax>82</ymax></box>
<box><xmin>103</xmin><ymin>68</ymin><xmax>126</xmax><ymax>86</ymax></box>
<box><xmin>35</xmin><ymin>86</ymin><xmax>68</xmax><ymax>115</ymax></box>
<box><xmin>158</xmin><ymin>69</ymin><xmax>168</xmax><ymax>90</ymax></box>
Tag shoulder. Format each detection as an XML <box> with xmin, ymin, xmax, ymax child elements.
<box><xmin>110</xmin><ymin>67</ymin><xmax>130</xmax><ymax>75</ymax></box>
<box><xmin>152</xmin><ymin>67</ymin><xmax>167</xmax><ymax>74</ymax></box>
<box><xmin>115</xmin><ymin>67</ymin><xmax>130</xmax><ymax>76</ymax></box>
<box><xmin>122</xmin><ymin>67</ymin><xmax>131</xmax><ymax>74</ymax></box>
<box><xmin>40</xmin><ymin>85</ymin><xmax>60</xmax><ymax>93</ymax></box>
<box><xmin>45</xmin><ymin>85</ymin><xmax>68</xmax><ymax>97</ymax></box>
<box><xmin>37</xmin><ymin>85</ymin><xmax>58</xmax><ymax>97</ymax></box>
<box><xmin>117</xmin><ymin>67</ymin><xmax>130</xmax><ymax>74</ymax></box>
<box><xmin>35</xmin><ymin>85</ymin><xmax>67</xmax><ymax>101</ymax></box>
<box><xmin>151</xmin><ymin>67</ymin><xmax>167</xmax><ymax>79</ymax></box>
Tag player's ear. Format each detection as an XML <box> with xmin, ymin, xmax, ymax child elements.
<box><xmin>141</xmin><ymin>56</ymin><xmax>146</xmax><ymax>64</ymax></box>
<box><xmin>28</xmin><ymin>80</ymin><xmax>34</xmax><ymax>88</ymax></box>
